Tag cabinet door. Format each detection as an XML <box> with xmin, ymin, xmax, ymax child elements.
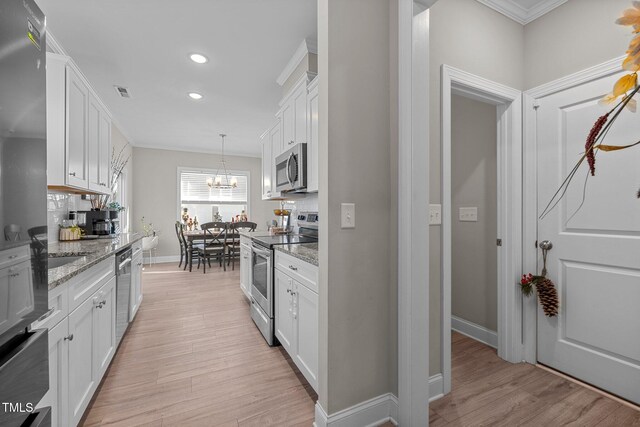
<box><xmin>87</xmin><ymin>94</ymin><xmax>101</xmax><ymax>192</ymax></box>
<box><xmin>274</xmin><ymin>269</ymin><xmax>293</xmax><ymax>352</ymax></box>
<box><xmin>260</xmin><ymin>129</ymin><xmax>272</xmax><ymax>200</ymax></box>
<box><xmin>7</xmin><ymin>260</ymin><xmax>34</xmax><ymax>321</ymax></box>
<box><xmin>68</xmin><ymin>293</ymin><xmax>98</xmax><ymax>426</ymax></box>
<box><xmin>98</xmin><ymin>112</ymin><xmax>112</xmax><ymax>194</ymax></box>
<box><xmin>294</xmin><ymin>282</ymin><xmax>318</xmax><ymax>391</ymax></box>
<box><xmin>269</xmin><ymin>121</ymin><xmax>282</xmax><ymax>198</ymax></box>
<box><xmin>293</xmin><ymin>84</ymin><xmax>307</xmax><ymax>146</ymax></box>
<box><xmin>307</xmin><ymin>82</ymin><xmax>319</xmax><ymax>192</ymax></box>
<box><xmin>66</xmin><ymin>66</ymin><xmax>89</xmax><ymax>188</ymax></box>
<box><xmin>0</xmin><ymin>268</ymin><xmax>10</xmax><ymax>339</ymax></box>
<box><xmin>94</xmin><ymin>277</ymin><xmax>116</xmax><ymax>379</ymax></box>
<box><xmin>279</xmin><ymin>103</ymin><xmax>293</xmax><ymax>154</ymax></box>
<box><xmin>36</xmin><ymin>318</ymin><xmax>69</xmax><ymax>427</ymax></box>
<box><xmin>239</xmin><ymin>244</ymin><xmax>251</xmax><ymax>298</ymax></box>
<box><xmin>130</xmin><ymin>254</ymin><xmax>143</xmax><ymax>320</ymax></box>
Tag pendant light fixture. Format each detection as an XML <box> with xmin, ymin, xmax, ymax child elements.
<box><xmin>207</xmin><ymin>134</ymin><xmax>238</xmax><ymax>190</ymax></box>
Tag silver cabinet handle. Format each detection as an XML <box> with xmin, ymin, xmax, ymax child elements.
<box><xmin>288</xmin><ymin>265</ymin><xmax>298</xmax><ymax>271</ymax></box>
<box><xmin>8</xmin><ymin>255</ymin><xmax>17</xmax><ymax>259</ymax></box>
<box><xmin>9</xmin><ymin>273</ymin><xmax>19</xmax><ymax>278</ymax></box>
<box><xmin>64</xmin><ymin>334</ymin><xmax>74</xmax><ymax>341</ymax></box>
<box><xmin>69</xmin><ymin>172</ymin><xmax>76</xmax><ymax>176</ymax></box>
<box><xmin>286</xmin><ymin>288</ymin><xmax>290</xmax><ymax>294</ymax></box>
<box><xmin>37</xmin><ymin>308</ymin><xmax>55</xmax><ymax>322</ymax></box>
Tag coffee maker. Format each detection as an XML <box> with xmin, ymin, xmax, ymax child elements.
<box><xmin>79</xmin><ymin>210</ymin><xmax>113</xmax><ymax>236</ymax></box>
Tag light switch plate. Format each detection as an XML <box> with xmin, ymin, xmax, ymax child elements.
<box><xmin>341</xmin><ymin>203</ymin><xmax>355</xmax><ymax>229</ymax></box>
<box><xmin>429</xmin><ymin>204</ymin><xmax>442</xmax><ymax>225</ymax></box>
<box><xmin>459</xmin><ymin>207</ymin><xmax>478</xmax><ymax>222</ymax></box>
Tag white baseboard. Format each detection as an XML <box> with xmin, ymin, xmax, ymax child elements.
<box><xmin>314</xmin><ymin>394</ymin><xmax>398</xmax><ymax>427</ymax></box>
<box><xmin>142</xmin><ymin>255</ymin><xmax>180</xmax><ymax>264</ymax></box>
<box><xmin>451</xmin><ymin>315</ymin><xmax>498</xmax><ymax>348</ymax></box>
<box><xmin>429</xmin><ymin>373</ymin><xmax>444</xmax><ymax>402</ymax></box>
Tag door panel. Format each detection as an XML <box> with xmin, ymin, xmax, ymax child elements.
<box><xmin>294</xmin><ymin>282</ymin><xmax>318</xmax><ymax>390</ymax></box>
<box><xmin>68</xmin><ymin>296</ymin><xmax>96</xmax><ymax>425</ymax></box>
<box><xmin>274</xmin><ymin>269</ymin><xmax>292</xmax><ymax>351</ymax></box>
<box><xmin>536</xmin><ymin>70</ymin><xmax>640</xmax><ymax>404</ymax></box>
<box><xmin>66</xmin><ymin>67</ymin><xmax>88</xmax><ymax>187</ymax></box>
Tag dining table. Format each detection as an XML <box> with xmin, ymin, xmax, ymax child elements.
<box><xmin>182</xmin><ymin>228</ymin><xmax>241</xmax><ymax>271</ymax></box>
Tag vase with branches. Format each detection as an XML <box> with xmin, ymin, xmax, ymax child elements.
<box><xmin>90</xmin><ymin>144</ymin><xmax>130</xmax><ymax>211</ymax></box>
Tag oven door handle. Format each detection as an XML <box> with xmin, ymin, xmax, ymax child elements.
<box><xmin>118</xmin><ymin>257</ymin><xmax>132</xmax><ymax>271</ymax></box>
<box><xmin>251</xmin><ymin>246</ymin><xmax>271</xmax><ymax>258</ymax></box>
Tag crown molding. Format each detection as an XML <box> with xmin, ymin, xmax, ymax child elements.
<box><xmin>276</xmin><ymin>38</ymin><xmax>318</xmax><ymax>86</ymax></box>
<box><xmin>475</xmin><ymin>0</ymin><xmax>567</xmax><ymax>25</ymax></box>
<box><xmin>130</xmin><ymin>142</ymin><xmax>261</xmax><ymax>159</ymax></box>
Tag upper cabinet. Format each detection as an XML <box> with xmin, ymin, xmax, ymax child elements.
<box><xmin>260</xmin><ymin>119</ymin><xmax>283</xmax><ymax>200</ymax></box>
<box><xmin>306</xmin><ymin>77</ymin><xmax>319</xmax><ymax>193</ymax></box>
<box><xmin>47</xmin><ymin>53</ymin><xmax>112</xmax><ymax>195</ymax></box>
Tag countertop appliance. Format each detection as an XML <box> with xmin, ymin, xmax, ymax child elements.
<box><xmin>115</xmin><ymin>248</ymin><xmax>133</xmax><ymax>347</ymax></box>
<box><xmin>0</xmin><ymin>0</ymin><xmax>51</xmax><ymax>425</ymax></box>
<box><xmin>275</xmin><ymin>143</ymin><xmax>307</xmax><ymax>193</ymax></box>
<box><xmin>79</xmin><ymin>210</ymin><xmax>114</xmax><ymax>237</ymax></box>
<box><xmin>250</xmin><ymin>212</ymin><xmax>318</xmax><ymax>346</ymax></box>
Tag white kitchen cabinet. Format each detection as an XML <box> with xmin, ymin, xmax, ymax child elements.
<box><xmin>67</xmin><ymin>287</ymin><xmax>98</xmax><ymax>427</ymax></box>
<box><xmin>94</xmin><ymin>277</ymin><xmax>116</xmax><ymax>379</ymax></box>
<box><xmin>47</xmin><ymin>53</ymin><xmax>111</xmax><ymax>194</ymax></box>
<box><xmin>274</xmin><ymin>269</ymin><xmax>294</xmax><ymax>352</ymax></box>
<box><xmin>36</xmin><ymin>318</ymin><xmax>69</xmax><ymax>427</ymax></box>
<box><xmin>293</xmin><ymin>281</ymin><xmax>318</xmax><ymax>389</ymax></box>
<box><xmin>306</xmin><ymin>77</ymin><xmax>319</xmax><ymax>193</ymax></box>
<box><xmin>274</xmin><ymin>251</ymin><xmax>318</xmax><ymax>391</ymax></box>
<box><xmin>277</xmin><ymin>76</ymin><xmax>310</xmax><ymax>153</ymax></box>
<box><xmin>278</xmin><ymin>103</ymin><xmax>293</xmax><ymax>155</ymax></box>
<box><xmin>239</xmin><ymin>243</ymin><xmax>252</xmax><ymax>299</ymax></box>
<box><xmin>261</xmin><ymin>120</ymin><xmax>283</xmax><ymax>200</ymax></box>
<box><xmin>130</xmin><ymin>246</ymin><xmax>143</xmax><ymax>320</ymax></box>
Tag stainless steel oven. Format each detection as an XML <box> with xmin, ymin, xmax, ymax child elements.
<box><xmin>275</xmin><ymin>143</ymin><xmax>307</xmax><ymax>193</ymax></box>
<box><xmin>250</xmin><ymin>242</ymin><xmax>273</xmax><ymax>345</ymax></box>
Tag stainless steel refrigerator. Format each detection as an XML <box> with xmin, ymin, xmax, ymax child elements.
<box><xmin>0</xmin><ymin>0</ymin><xmax>50</xmax><ymax>425</ymax></box>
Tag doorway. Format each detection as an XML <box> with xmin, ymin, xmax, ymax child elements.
<box><xmin>441</xmin><ymin>65</ymin><xmax>523</xmax><ymax>394</ymax></box>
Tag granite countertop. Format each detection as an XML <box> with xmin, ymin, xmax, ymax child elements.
<box><xmin>274</xmin><ymin>243</ymin><xmax>318</xmax><ymax>266</ymax></box>
<box><xmin>48</xmin><ymin>233</ymin><xmax>142</xmax><ymax>290</ymax></box>
<box><xmin>0</xmin><ymin>239</ymin><xmax>32</xmax><ymax>251</ymax></box>
<box><xmin>238</xmin><ymin>229</ymin><xmax>274</xmax><ymax>238</ymax></box>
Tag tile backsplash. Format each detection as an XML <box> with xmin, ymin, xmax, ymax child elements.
<box><xmin>47</xmin><ymin>191</ymin><xmax>92</xmax><ymax>242</ymax></box>
<box><xmin>282</xmin><ymin>193</ymin><xmax>319</xmax><ymax>232</ymax></box>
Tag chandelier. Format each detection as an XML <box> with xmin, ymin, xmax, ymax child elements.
<box><xmin>207</xmin><ymin>133</ymin><xmax>237</xmax><ymax>189</ymax></box>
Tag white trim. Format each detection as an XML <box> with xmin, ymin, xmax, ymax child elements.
<box><xmin>46</xmin><ymin>31</ymin><xmax>68</xmax><ymax>56</ymax></box>
<box><xmin>276</xmin><ymin>38</ymin><xmax>318</xmax><ymax>86</ymax></box>
<box><xmin>278</xmin><ymin>72</ymin><xmax>317</xmax><ymax>109</ymax></box>
<box><xmin>441</xmin><ymin>65</ymin><xmax>523</xmax><ymax>394</ymax></box>
<box><xmin>143</xmin><ymin>255</ymin><xmax>179</xmax><ymax>264</ymax></box>
<box><xmin>429</xmin><ymin>374</ymin><xmax>444</xmax><ymax>402</ymax></box>
<box><xmin>451</xmin><ymin>316</ymin><xmax>498</xmax><ymax>348</ymax></box>
<box><xmin>475</xmin><ymin>0</ymin><xmax>567</xmax><ymax>25</ymax></box>
<box><xmin>397</xmin><ymin>2</ymin><xmax>430</xmax><ymax>426</ymax></box>
<box><xmin>522</xmin><ymin>56</ymin><xmax>626</xmax><ymax>364</ymax></box>
<box><xmin>313</xmin><ymin>394</ymin><xmax>398</xmax><ymax>427</ymax></box>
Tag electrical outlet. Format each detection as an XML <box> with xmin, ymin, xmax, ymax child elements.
<box><xmin>429</xmin><ymin>204</ymin><xmax>442</xmax><ymax>225</ymax></box>
<box><xmin>341</xmin><ymin>203</ymin><xmax>355</xmax><ymax>229</ymax></box>
<box><xmin>459</xmin><ymin>207</ymin><xmax>478</xmax><ymax>222</ymax></box>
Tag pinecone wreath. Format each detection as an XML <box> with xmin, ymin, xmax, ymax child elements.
<box><xmin>535</xmin><ymin>277</ymin><xmax>559</xmax><ymax>317</ymax></box>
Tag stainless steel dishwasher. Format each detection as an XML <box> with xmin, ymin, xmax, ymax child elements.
<box><xmin>115</xmin><ymin>247</ymin><xmax>133</xmax><ymax>347</ymax></box>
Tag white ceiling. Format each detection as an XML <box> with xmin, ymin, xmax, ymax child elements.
<box><xmin>476</xmin><ymin>0</ymin><xmax>567</xmax><ymax>24</ymax></box>
<box><xmin>37</xmin><ymin>0</ymin><xmax>317</xmax><ymax>157</ymax></box>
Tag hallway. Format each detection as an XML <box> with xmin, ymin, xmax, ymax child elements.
<box><xmin>80</xmin><ymin>263</ymin><xmax>317</xmax><ymax>426</ymax></box>
<box><xmin>430</xmin><ymin>332</ymin><xmax>640</xmax><ymax>426</ymax></box>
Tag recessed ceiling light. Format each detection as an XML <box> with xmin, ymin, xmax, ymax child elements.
<box><xmin>188</xmin><ymin>92</ymin><xmax>203</xmax><ymax>100</ymax></box>
<box><xmin>189</xmin><ymin>53</ymin><xmax>208</xmax><ymax>64</ymax></box>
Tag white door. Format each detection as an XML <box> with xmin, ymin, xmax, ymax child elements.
<box><xmin>274</xmin><ymin>269</ymin><xmax>293</xmax><ymax>351</ymax></box>
<box><xmin>66</xmin><ymin>66</ymin><xmax>88</xmax><ymax>188</ymax></box>
<box><xmin>307</xmin><ymin>81</ymin><xmax>319</xmax><ymax>193</ymax></box>
<box><xmin>294</xmin><ymin>281</ymin><xmax>318</xmax><ymax>391</ymax></box>
<box><xmin>87</xmin><ymin>94</ymin><xmax>101</xmax><ymax>192</ymax></box>
<box><xmin>536</xmin><ymin>70</ymin><xmax>640</xmax><ymax>404</ymax></box>
<box><xmin>94</xmin><ymin>278</ymin><xmax>116</xmax><ymax>379</ymax></box>
<box><xmin>98</xmin><ymin>111</ymin><xmax>111</xmax><ymax>194</ymax></box>
<box><xmin>36</xmin><ymin>318</ymin><xmax>69</xmax><ymax>427</ymax></box>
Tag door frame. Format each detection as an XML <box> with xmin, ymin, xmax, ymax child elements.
<box><xmin>521</xmin><ymin>55</ymin><xmax>625</xmax><ymax>364</ymax></box>
<box><xmin>441</xmin><ymin>65</ymin><xmax>523</xmax><ymax>393</ymax></box>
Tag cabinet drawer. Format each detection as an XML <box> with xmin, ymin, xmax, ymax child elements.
<box><xmin>31</xmin><ymin>284</ymin><xmax>68</xmax><ymax>331</ymax></box>
<box><xmin>131</xmin><ymin>240</ymin><xmax>142</xmax><ymax>258</ymax></box>
<box><xmin>68</xmin><ymin>257</ymin><xmax>115</xmax><ymax>312</ymax></box>
<box><xmin>275</xmin><ymin>251</ymin><xmax>318</xmax><ymax>293</ymax></box>
<box><xmin>240</xmin><ymin>235</ymin><xmax>251</xmax><ymax>246</ymax></box>
<box><xmin>0</xmin><ymin>245</ymin><xmax>30</xmax><ymax>270</ymax></box>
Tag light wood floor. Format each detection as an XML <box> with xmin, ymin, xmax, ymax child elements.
<box><xmin>81</xmin><ymin>262</ymin><xmax>317</xmax><ymax>427</ymax></box>
<box><xmin>430</xmin><ymin>332</ymin><xmax>640</xmax><ymax>426</ymax></box>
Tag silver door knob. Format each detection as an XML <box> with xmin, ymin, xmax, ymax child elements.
<box><xmin>64</xmin><ymin>334</ymin><xmax>74</xmax><ymax>341</ymax></box>
<box><xmin>69</xmin><ymin>172</ymin><xmax>76</xmax><ymax>176</ymax></box>
<box><xmin>539</xmin><ymin>240</ymin><xmax>553</xmax><ymax>251</ymax></box>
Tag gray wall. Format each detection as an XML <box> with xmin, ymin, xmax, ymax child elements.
<box><xmin>318</xmin><ymin>0</ymin><xmax>394</xmax><ymax>414</ymax></box>
<box><xmin>131</xmin><ymin>147</ymin><xmax>276</xmax><ymax>258</ymax></box>
<box><xmin>451</xmin><ymin>95</ymin><xmax>497</xmax><ymax>332</ymax></box>
<box><xmin>524</xmin><ymin>0</ymin><xmax>631</xmax><ymax>89</ymax></box>
<box><xmin>429</xmin><ymin>0</ymin><xmax>524</xmax><ymax>375</ymax></box>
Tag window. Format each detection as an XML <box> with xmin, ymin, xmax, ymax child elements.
<box><xmin>178</xmin><ymin>168</ymin><xmax>250</xmax><ymax>224</ymax></box>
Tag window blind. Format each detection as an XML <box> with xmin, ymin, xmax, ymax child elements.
<box><xmin>180</xmin><ymin>170</ymin><xmax>248</xmax><ymax>203</ymax></box>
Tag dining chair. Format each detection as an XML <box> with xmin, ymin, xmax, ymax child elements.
<box><xmin>28</xmin><ymin>226</ymin><xmax>47</xmax><ymax>283</ymax></box>
<box><xmin>175</xmin><ymin>221</ymin><xmax>185</xmax><ymax>268</ymax></box>
<box><xmin>226</xmin><ymin>222</ymin><xmax>257</xmax><ymax>270</ymax></box>
<box><xmin>179</xmin><ymin>223</ymin><xmax>200</xmax><ymax>272</ymax></box>
<box><xmin>4</xmin><ymin>224</ymin><xmax>22</xmax><ymax>241</ymax></box>
<box><xmin>197</xmin><ymin>222</ymin><xmax>227</xmax><ymax>273</ymax></box>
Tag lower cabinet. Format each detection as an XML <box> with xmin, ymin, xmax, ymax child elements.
<box><xmin>274</xmin><ymin>252</ymin><xmax>318</xmax><ymax>392</ymax></box>
<box><xmin>37</xmin><ymin>318</ymin><xmax>69</xmax><ymax>427</ymax></box>
<box><xmin>68</xmin><ymin>276</ymin><xmax>116</xmax><ymax>427</ymax></box>
<box><xmin>239</xmin><ymin>243</ymin><xmax>252</xmax><ymax>299</ymax></box>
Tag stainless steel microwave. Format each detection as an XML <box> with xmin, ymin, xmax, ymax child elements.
<box><xmin>275</xmin><ymin>143</ymin><xmax>307</xmax><ymax>192</ymax></box>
